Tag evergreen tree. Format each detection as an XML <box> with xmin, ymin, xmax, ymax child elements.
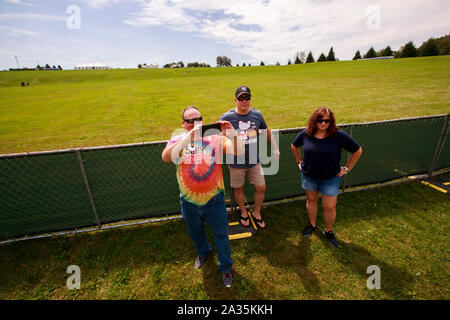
<box><xmin>363</xmin><ymin>47</ymin><xmax>377</xmax><ymax>59</ymax></box>
<box><xmin>434</xmin><ymin>34</ymin><xmax>450</xmax><ymax>55</ymax></box>
<box><xmin>419</xmin><ymin>38</ymin><xmax>439</xmax><ymax>56</ymax></box>
<box><xmin>287</xmin><ymin>59</ymin><xmax>291</xmax><ymax>65</ymax></box>
<box><xmin>401</xmin><ymin>41</ymin><xmax>418</xmax><ymax>58</ymax></box>
<box><xmin>381</xmin><ymin>46</ymin><xmax>393</xmax><ymax>56</ymax></box>
<box><xmin>243</xmin><ymin>62</ymin><xmax>246</xmax><ymax>66</ymax></box>
<box><xmin>260</xmin><ymin>61</ymin><xmax>265</xmax><ymax>66</ymax></box>
<box><xmin>294</xmin><ymin>56</ymin><xmax>301</xmax><ymax>64</ymax></box>
<box><xmin>353</xmin><ymin>50</ymin><xmax>362</xmax><ymax>60</ymax></box>
<box><xmin>317</xmin><ymin>53</ymin><xmax>327</xmax><ymax>62</ymax></box>
<box><xmin>326</xmin><ymin>47</ymin><xmax>336</xmax><ymax>61</ymax></box>
<box><xmin>306</xmin><ymin>52</ymin><xmax>314</xmax><ymax>63</ymax></box>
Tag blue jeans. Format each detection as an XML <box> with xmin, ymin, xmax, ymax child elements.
<box><xmin>180</xmin><ymin>192</ymin><xmax>233</xmax><ymax>273</ymax></box>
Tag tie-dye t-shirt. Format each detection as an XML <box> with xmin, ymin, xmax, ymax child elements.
<box><xmin>166</xmin><ymin>134</ymin><xmax>226</xmax><ymax>206</ymax></box>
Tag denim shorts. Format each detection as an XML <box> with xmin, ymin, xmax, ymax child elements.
<box><xmin>301</xmin><ymin>172</ymin><xmax>340</xmax><ymax>196</ymax></box>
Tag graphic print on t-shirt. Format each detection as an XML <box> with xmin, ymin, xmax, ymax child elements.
<box><xmin>238</xmin><ymin>120</ymin><xmax>258</xmax><ymax>145</ymax></box>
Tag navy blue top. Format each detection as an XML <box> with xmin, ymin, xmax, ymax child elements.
<box><xmin>291</xmin><ymin>129</ymin><xmax>360</xmax><ymax>180</ymax></box>
<box><xmin>220</xmin><ymin>108</ymin><xmax>268</xmax><ymax>169</ymax></box>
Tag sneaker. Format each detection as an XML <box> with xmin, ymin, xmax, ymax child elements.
<box><xmin>323</xmin><ymin>230</ymin><xmax>339</xmax><ymax>248</ymax></box>
<box><xmin>194</xmin><ymin>255</ymin><xmax>207</xmax><ymax>269</ymax></box>
<box><xmin>302</xmin><ymin>223</ymin><xmax>317</xmax><ymax>237</ymax></box>
<box><xmin>222</xmin><ymin>272</ymin><xmax>233</xmax><ymax>288</ymax></box>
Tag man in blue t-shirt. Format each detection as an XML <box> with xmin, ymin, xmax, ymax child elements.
<box><xmin>220</xmin><ymin>86</ymin><xmax>280</xmax><ymax>229</ymax></box>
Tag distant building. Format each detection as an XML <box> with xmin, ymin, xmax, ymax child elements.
<box><xmin>142</xmin><ymin>64</ymin><xmax>159</xmax><ymax>68</ymax></box>
<box><xmin>74</xmin><ymin>62</ymin><xmax>111</xmax><ymax>70</ymax></box>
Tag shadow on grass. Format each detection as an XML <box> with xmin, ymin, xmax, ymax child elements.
<box><xmin>232</xmin><ymin>205</ymin><xmax>322</xmax><ymax>299</ymax></box>
<box><xmin>0</xmin><ymin>180</ymin><xmax>446</xmax><ymax>299</ymax></box>
<box><xmin>200</xmin><ymin>263</ymin><xmax>266</xmax><ymax>300</ymax></box>
<box><xmin>327</xmin><ymin>240</ymin><xmax>415</xmax><ymax>299</ymax></box>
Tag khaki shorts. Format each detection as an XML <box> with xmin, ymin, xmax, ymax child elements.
<box><xmin>228</xmin><ymin>163</ymin><xmax>265</xmax><ymax>188</ymax></box>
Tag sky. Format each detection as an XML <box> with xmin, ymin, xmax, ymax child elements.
<box><xmin>0</xmin><ymin>0</ymin><xmax>449</xmax><ymax>70</ymax></box>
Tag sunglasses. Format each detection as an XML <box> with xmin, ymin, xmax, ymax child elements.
<box><xmin>183</xmin><ymin>116</ymin><xmax>202</xmax><ymax>124</ymax></box>
<box><xmin>237</xmin><ymin>95</ymin><xmax>251</xmax><ymax>101</ymax></box>
<box><xmin>316</xmin><ymin>119</ymin><xmax>331</xmax><ymax>124</ymax></box>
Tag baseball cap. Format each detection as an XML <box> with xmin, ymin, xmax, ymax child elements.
<box><xmin>235</xmin><ymin>86</ymin><xmax>251</xmax><ymax>98</ymax></box>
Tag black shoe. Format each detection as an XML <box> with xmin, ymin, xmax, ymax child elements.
<box><xmin>323</xmin><ymin>230</ymin><xmax>339</xmax><ymax>248</ymax></box>
<box><xmin>194</xmin><ymin>255</ymin><xmax>207</xmax><ymax>269</ymax></box>
<box><xmin>302</xmin><ymin>223</ymin><xmax>317</xmax><ymax>237</ymax></box>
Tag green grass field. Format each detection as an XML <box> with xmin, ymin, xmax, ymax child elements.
<box><xmin>1</xmin><ymin>56</ymin><xmax>449</xmax><ymax>154</ymax></box>
<box><xmin>0</xmin><ymin>56</ymin><xmax>449</xmax><ymax>300</ymax></box>
<box><xmin>0</xmin><ymin>178</ymin><xmax>449</xmax><ymax>299</ymax></box>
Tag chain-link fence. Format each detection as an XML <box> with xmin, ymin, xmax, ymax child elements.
<box><xmin>1</xmin><ymin>114</ymin><xmax>448</xmax><ymax>242</ymax></box>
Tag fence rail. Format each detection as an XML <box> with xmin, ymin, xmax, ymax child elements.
<box><xmin>1</xmin><ymin>114</ymin><xmax>449</xmax><ymax>243</ymax></box>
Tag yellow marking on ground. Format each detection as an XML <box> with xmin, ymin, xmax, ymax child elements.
<box><xmin>421</xmin><ymin>181</ymin><xmax>447</xmax><ymax>193</ymax></box>
<box><xmin>228</xmin><ymin>222</ymin><xmax>239</xmax><ymax>226</ymax></box>
<box><xmin>229</xmin><ymin>232</ymin><xmax>252</xmax><ymax>240</ymax></box>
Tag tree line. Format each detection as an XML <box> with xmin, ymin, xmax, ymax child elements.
<box><xmin>354</xmin><ymin>34</ymin><xmax>450</xmax><ymax>60</ymax></box>
<box><xmin>147</xmin><ymin>33</ymin><xmax>449</xmax><ymax>70</ymax></box>
<box><xmin>37</xmin><ymin>64</ymin><xmax>62</xmax><ymax>70</ymax></box>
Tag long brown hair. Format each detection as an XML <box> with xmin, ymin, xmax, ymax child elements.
<box><xmin>306</xmin><ymin>107</ymin><xmax>339</xmax><ymax>137</ymax></box>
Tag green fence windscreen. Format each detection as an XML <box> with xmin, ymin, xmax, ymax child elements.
<box><xmin>0</xmin><ymin>115</ymin><xmax>448</xmax><ymax>241</ymax></box>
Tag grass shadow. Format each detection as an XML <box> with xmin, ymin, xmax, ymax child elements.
<box><xmin>327</xmin><ymin>239</ymin><xmax>416</xmax><ymax>299</ymax></box>
<box><xmin>234</xmin><ymin>205</ymin><xmax>322</xmax><ymax>299</ymax></box>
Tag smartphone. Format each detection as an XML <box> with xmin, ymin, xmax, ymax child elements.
<box><xmin>201</xmin><ymin>123</ymin><xmax>222</xmax><ymax>136</ymax></box>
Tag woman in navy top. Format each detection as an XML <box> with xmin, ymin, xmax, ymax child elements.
<box><xmin>291</xmin><ymin>108</ymin><xmax>362</xmax><ymax>247</ymax></box>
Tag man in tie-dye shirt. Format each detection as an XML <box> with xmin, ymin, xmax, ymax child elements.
<box><xmin>162</xmin><ymin>105</ymin><xmax>244</xmax><ymax>288</ymax></box>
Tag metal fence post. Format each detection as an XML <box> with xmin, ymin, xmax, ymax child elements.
<box><xmin>341</xmin><ymin>125</ymin><xmax>352</xmax><ymax>192</ymax></box>
<box><xmin>76</xmin><ymin>150</ymin><xmax>102</xmax><ymax>230</ymax></box>
<box><xmin>428</xmin><ymin>114</ymin><xmax>449</xmax><ymax>176</ymax></box>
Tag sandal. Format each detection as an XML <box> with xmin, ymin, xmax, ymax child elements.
<box><xmin>239</xmin><ymin>214</ymin><xmax>250</xmax><ymax>227</ymax></box>
<box><xmin>250</xmin><ymin>212</ymin><xmax>265</xmax><ymax>229</ymax></box>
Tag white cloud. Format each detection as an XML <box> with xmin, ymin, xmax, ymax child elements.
<box><xmin>0</xmin><ymin>49</ymin><xmax>15</xmax><ymax>55</ymax></box>
<box><xmin>0</xmin><ymin>25</ymin><xmax>37</xmax><ymax>36</ymax></box>
<box><xmin>28</xmin><ymin>45</ymin><xmax>65</xmax><ymax>54</ymax></box>
<box><xmin>124</xmin><ymin>0</ymin><xmax>450</xmax><ymax>62</ymax></box>
<box><xmin>4</xmin><ymin>0</ymin><xmax>36</xmax><ymax>7</ymax></box>
<box><xmin>0</xmin><ymin>13</ymin><xmax>66</xmax><ymax>22</ymax></box>
<box><xmin>76</xmin><ymin>0</ymin><xmax>141</xmax><ymax>9</ymax></box>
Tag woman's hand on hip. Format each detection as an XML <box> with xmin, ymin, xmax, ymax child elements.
<box><xmin>337</xmin><ymin>166</ymin><xmax>348</xmax><ymax>178</ymax></box>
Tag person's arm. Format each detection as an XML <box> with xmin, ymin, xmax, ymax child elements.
<box><xmin>220</xmin><ymin>121</ymin><xmax>244</xmax><ymax>156</ymax></box>
<box><xmin>266</xmin><ymin>128</ymin><xmax>280</xmax><ymax>159</ymax></box>
<box><xmin>337</xmin><ymin>147</ymin><xmax>363</xmax><ymax>177</ymax></box>
<box><xmin>290</xmin><ymin>144</ymin><xmax>302</xmax><ymax>171</ymax></box>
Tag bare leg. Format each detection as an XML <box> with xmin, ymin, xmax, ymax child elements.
<box><xmin>305</xmin><ymin>190</ymin><xmax>319</xmax><ymax>227</ymax></box>
<box><xmin>252</xmin><ymin>184</ymin><xmax>266</xmax><ymax>228</ymax></box>
<box><xmin>322</xmin><ymin>195</ymin><xmax>338</xmax><ymax>232</ymax></box>
<box><xmin>234</xmin><ymin>186</ymin><xmax>249</xmax><ymax>226</ymax></box>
